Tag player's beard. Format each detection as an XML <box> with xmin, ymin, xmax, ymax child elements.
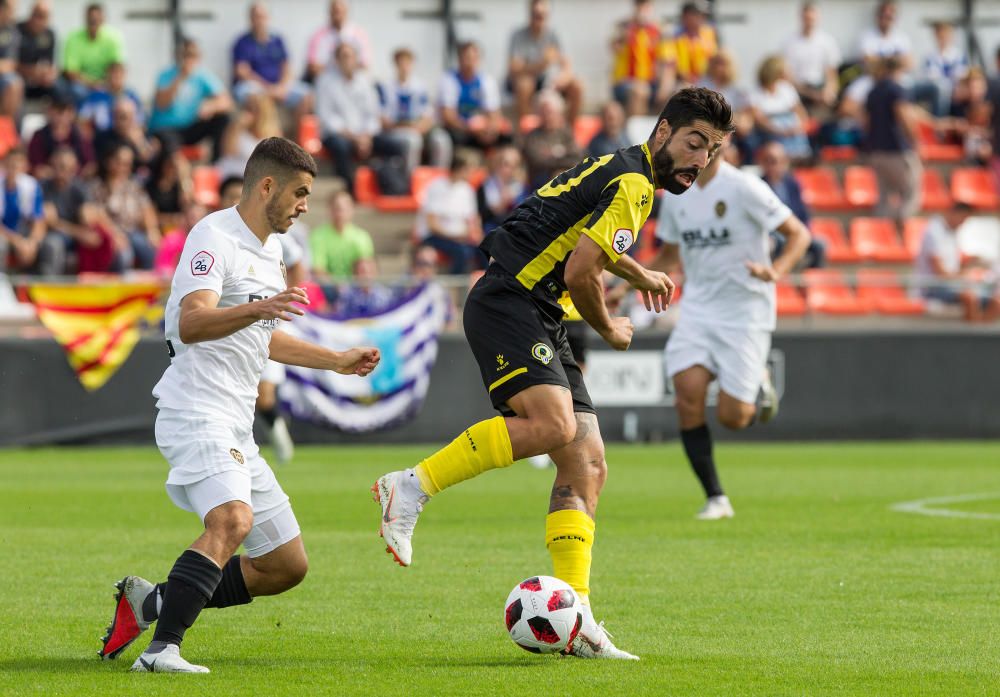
<box><xmin>652</xmin><ymin>138</ymin><xmax>700</xmax><ymax>195</ymax></box>
<box><xmin>265</xmin><ymin>196</ymin><xmax>294</xmax><ymax>233</ymax></box>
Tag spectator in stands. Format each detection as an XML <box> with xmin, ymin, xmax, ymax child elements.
<box><xmin>309</xmin><ymin>189</ymin><xmax>374</xmax><ymax>281</ymax></box>
<box><xmin>823</xmin><ymin>57</ymin><xmax>877</xmax><ymax>148</ymax></box>
<box><xmin>336</xmin><ymin>256</ymin><xmax>396</xmax><ymax>316</ymax></box>
<box><xmin>507</xmin><ymin>0</ymin><xmax>583</xmax><ymax>130</ymax></box>
<box><xmin>28</xmin><ymin>92</ymin><xmax>95</xmax><ymax>180</ymax></box>
<box><xmin>17</xmin><ymin>1</ymin><xmax>57</xmax><ymax>101</ymax></box>
<box><xmin>858</xmin><ymin>1</ymin><xmax>911</xmax><ymax>70</ymax></box>
<box><xmin>0</xmin><ymin>145</ymin><xmax>50</xmax><ymax>274</ymax></box>
<box><xmin>782</xmin><ymin>1</ymin><xmax>841</xmax><ymax>113</ymax></box>
<box><xmin>750</xmin><ymin>55</ymin><xmax>811</xmax><ymax>161</ymax></box>
<box><xmin>439</xmin><ymin>40</ymin><xmax>506</xmax><ymax>151</ymax></box>
<box><xmin>79</xmin><ymin>61</ymin><xmax>143</xmax><ymax>133</ymax></box>
<box><xmin>477</xmin><ymin>144</ymin><xmax>528</xmax><ymax>234</ymax></box>
<box><xmin>417</xmin><ymin>151</ymin><xmax>482</xmax><ymax>274</ymax></box>
<box><xmin>317</xmin><ymin>42</ymin><xmax>406</xmax><ymax>192</ymax></box>
<box><xmin>587</xmin><ymin>100</ymin><xmax>630</xmax><ymax>157</ymax></box>
<box><xmin>218</xmin><ymin>174</ymin><xmax>242</xmax><ymax>209</ymax></box>
<box><xmin>62</xmin><ymin>3</ymin><xmax>125</xmax><ymax>102</ymax></box>
<box><xmin>217</xmin><ymin>92</ymin><xmax>281</xmax><ymax>179</ymax></box>
<box><xmin>913</xmin><ymin>203</ymin><xmax>984</xmax><ymax>318</ymax></box>
<box><xmin>306</xmin><ymin>0</ymin><xmax>371</xmax><ymax>81</ymax></box>
<box><xmin>866</xmin><ymin>55</ymin><xmax>923</xmax><ymax>222</ymax></box>
<box><xmin>962</xmin><ymin>97</ymin><xmax>993</xmax><ymax>166</ymax></box>
<box><xmin>145</xmin><ymin>144</ymin><xmax>192</xmax><ymax>226</ymax></box>
<box><xmin>758</xmin><ymin>141</ymin><xmax>826</xmax><ymax>269</ymax></box>
<box><xmin>610</xmin><ymin>0</ymin><xmax>662</xmax><ymax>117</ymax></box>
<box><xmin>950</xmin><ymin>67</ymin><xmax>988</xmax><ymax>120</ymax></box>
<box><xmin>0</xmin><ymin>0</ymin><xmax>24</xmax><ymax>119</ymax></box>
<box><xmin>232</xmin><ymin>2</ymin><xmax>312</xmax><ymax>118</ymax></box>
<box><xmin>522</xmin><ymin>90</ymin><xmax>581</xmax><ymax>188</ymax></box>
<box><xmin>93</xmin><ymin>96</ymin><xmax>155</xmax><ymax>168</ymax></box>
<box><xmin>665</xmin><ymin>1</ymin><xmax>717</xmax><ymax>86</ymax></box>
<box><xmin>410</xmin><ymin>243</ymin><xmax>440</xmax><ymax>282</ymax></box>
<box><xmin>148</xmin><ymin>37</ymin><xmax>233</xmax><ymax>162</ymax></box>
<box><xmin>91</xmin><ymin>144</ymin><xmax>159</xmax><ymax>269</ymax></box>
<box><xmin>379</xmin><ymin>47</ymin><xmax>451</xmax><ymax>172</ymax></box>
<box><xmin>154</xmin><ymin>201</ymin><xmax>205</xmax><ymax>277</ymax></box>
<box><xmin>41</xmin><ymin>146</ymin><xmax>116</xmax><ymax>274</ymax></box>
<box><xmin>913</xmin><ymin>21</ymin><xmax>968</xmax><ymax>118</ymax></box>
<box><xmin>988</xmin><ymin>47</ymin><xmax>1000</xmax><ymax>185</ymax></box>
<box><xmin>699</xmin><ymin>50</ymin><xmax>753</xmax><ymax>158</ymax></box>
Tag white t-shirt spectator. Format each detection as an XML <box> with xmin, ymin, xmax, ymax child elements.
<box><xmin>379</xmin><ymin>76</ymin><xmax>433</xmax><ymax>124</ymax></box>
<box><xmin>315</xmin><ymin>67</ymin><xmax>380</xmax><ymax>137</ymax></box>
<box><xmin>783</xmin><ymin>30</ymin><xmax>842</xmax><ymax>87</ymax></box>
<box><xmin>418</xmin><ymin>176</ymin><xmax>477</xmax><ymax>239</ymax></box>
<box><xmin>859</xmin><ymin>28</ymin><xmax>911</xmax><ymax>61</ymax></box>
<box><xmin>750</xmin><ymin>80</ymin><xmax>802</xmax><ymax>120</ymax></box>
<box><xmin>914</xmin><ymin>215</ymin><xmax>961</xmax><ymax>279</ymax></box>
<box><xmin>922</xmin><ymin>45</ymin><xmax>968</xmax><ymax>86</ymax></box>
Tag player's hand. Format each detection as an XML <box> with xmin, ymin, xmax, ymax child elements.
<box><xmin>600</xmin><ymin>316</ymin><xmax>634</xmax><ymax>351</ymax></box>
<box><xmin>335</xmin><ymin>347</ymin><xmax>381</xmax><ymax>376</ymax></box>
<box><xmin>630</xmin><ymin>270</ymin><xmax>675</xmax><ymax>312</ymax></box>
<box><xmin>746</xmin><ymin>261</ymin><xmax>780</xmax><ymax>283</ymax></box>
<box><xmin>252</xmin><ymin>287</ymin><xmax>310</xmax><ymax>322</ymax></box>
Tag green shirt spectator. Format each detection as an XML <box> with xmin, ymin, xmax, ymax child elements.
<box><xmin>62</xmin><ymin>4</ymin><xmax>124</xmax><ymax>89</ymax></box>
<box><xmin>309</xmin><ymin>191</ymin><xmax>374</xmax><ymax>280</ymax></box>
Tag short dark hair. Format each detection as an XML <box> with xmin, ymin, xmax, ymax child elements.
<box><xmin>86</xmin><ymin>3</ymin><xmax>103</xmax><ymax>15</ymax></box>
<box><xmin>219</xmin><ymin>175</ymin><xmax>244</xmax><ymax>198</ymax></box>
<box><xmin>243</xmin><ymin>137</ymin><xmax>317</xmax><ymax>191</ymax></box>
<box><xmin>652</xmin><ymin>87</ymin><xmax>735</xmax><ymax>138</ymax></box>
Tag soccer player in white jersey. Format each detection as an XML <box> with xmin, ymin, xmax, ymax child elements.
<box><xmin>98</xmin><ymin>138</ymin><xmax>380</xmax><ymax>673</ymax></box>
<box><xmin>651</xmin><ymin>143</ymin><xmax>810</xmax><ymax>520</ymax></box>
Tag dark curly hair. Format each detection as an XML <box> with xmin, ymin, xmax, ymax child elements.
<box><xmin>651</xmin><ymin>87</ymin><xmax>735</xmax><ymax>138</ymax></box>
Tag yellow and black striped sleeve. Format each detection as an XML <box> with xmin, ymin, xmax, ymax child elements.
<box><xmin>581</xmin><ymin>172</ymin><xmax>654</xmax><ymax>264</ymax></box>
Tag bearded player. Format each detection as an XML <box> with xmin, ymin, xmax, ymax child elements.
<box><xmin>97</xmin><ymin>138</ymin><xmax>380</xmax><ymax>673</ymax></box>
<box><xmin>373</xmin><ymin>88</ymin><xmax>734</xmax><ymax>659</ymax></box>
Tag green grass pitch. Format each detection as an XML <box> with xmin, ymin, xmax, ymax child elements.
<box><xmin>1</xmin><ymin>442</ymin><xmax>998</xmax><ymax>696</ymax></box>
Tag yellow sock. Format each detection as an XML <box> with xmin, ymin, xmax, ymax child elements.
<box><xmin>414</xmin><ymin>416</ymin><xmax>513</xmax><ymax>496</ymax></box>
<box><xmin>545</xmin><ymin>509</ymin><xmax>595</xmax><ymax>606</ymax></box>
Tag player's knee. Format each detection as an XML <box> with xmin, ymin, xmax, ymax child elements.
<box><xmin>281</xmin><ymin>555</ymin><xmax>308</xmax><ymax>590</ymax></box>
<box><xmin>544</xmin><ymin>411</ymin><xmax>577</xmax><ymax>450</ymax></box>
<box><xmin>718</xmin><ymin>404</ymin><xmax>754</xmax><ymax>431</ymax></box>
<box><xmin>674</xmin><ymin>390</ymin><xmax>705</xmax><ymax>421</ymax></box>
<box><xmin>208</xmin><ymin>507</ymin><xmax>254</xmax><ymax>547</ymax></box>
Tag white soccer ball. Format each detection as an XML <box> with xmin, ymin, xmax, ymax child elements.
<box><xmin>503</xmin><ymin>575</ymin><xmax>583</xmax><ymax>654</ymax></box>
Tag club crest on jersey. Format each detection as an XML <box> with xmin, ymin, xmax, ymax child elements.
<box><xmin>191</xmin><ymin>250</ymin><xmax>214</xmax><ymax>276</ymax></box>
<box><xmin>612</xmin><ymin>228</ymin><xmax>634</xmax><ymax>255</ymax></box>
<box><xmin>715</xmin><ymin>200</ymin><xmax>727</xmax><ymax>218</ymax></box>
<box><xmin>531</xmin><ymin>343</ymin><xmax>554</xmax><ymax>365</ymax></box>
<box><xmin>229</xmin><ymin>448</ymin><xmax>245</xmax><ymax>465</ymax></box>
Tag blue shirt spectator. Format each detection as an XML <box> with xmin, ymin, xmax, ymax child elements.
<box><xmin>79</xmin><ymin>62</ymin><xmax>143</xmax><ymax>132</ymax></box>
<box><xmin>231</xmin><ymin>3</ymin><xmax>311</xmax><ymax>109</ymax></box>
<box><xmin>233</xmin><ymin>31</ymin><xmax>286</xmax><ymax>87</ymax></box>
<box><xmin>2</xmin><ymin>170</ymin><xmax>43</xmax><ymax>232</ymax></box>
<box><xmin>149</xmin><ymin>64</ymin><xmax>224</xmax><ymax>131</ymax></box>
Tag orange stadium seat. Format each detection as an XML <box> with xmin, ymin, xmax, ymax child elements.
<box><xmin>354</xmin><ymin>166</ymin><xmax>378</xmax><ymax>204</ymax></box>
<box><xmin>776</xmin><ymin>282</ymin><xmax>806</xmax><ymax>316</ymax></box>
<box><xmin>179</xmin><ymin>143</ymin><xmax>207</xmax><ymax>162</ymax></box>
<box><xmin>819</xmin><ymin>145</ymin><xmax>858</xmax><ymax>163</ymax></box>
<box><xmin>850</xmin><ymin>217</ymin><xmax>912</xmax><ymax>263</ymax></box>
<box><xmin>794</xmin><ymin>167</ymin><xmax>847</xmax><ymax>211</ymax></box>
<box><xmin>810</xmin><ymin>218</ymin><xmax>859</xmax><ymax>264</ymax></box>
<box><xmin>192</xmin><ymin>166</ymin><xmax>221</xmax><ymax>208</ymax></box>
<box><xmin>467</xmin><ymin>167</ymin><xmax>488</xmax><ymax>190</ymax></box>
<box><xmin>519</xmin><ymin>114</ymin><xmax>541</xmax><ymax>133</ymax></box>
<box><xmin>844</xmin><ymin>165</ymin><xmax>878</xmax><ymax>209</ymax></box>
<box><xmin>573</xmin><ymin>115</ymin><xmax>603</xmax><ymax>149</ymax></box>
<box><xmin>951</xmin><ymin>168</ymin><xmax>999</xmax><ymax>210</ymax></box>
<box><xmin>903</xmin><ymin>217</ymin><xmax>927</xmax><ymax>258</ymax></box>
<box><xmin>915</xmin><ymin>121</ymin><xmax>963</xmax><ymax>162</ymax></box>
<box><xmin>0</xmin><ymin>116</ymin><xmax>18</xmax><ymax>158</ymax></box>
<box><xmin>856</xmin><ymin>269</ymin><xmax>926</xmax><ymax>315</ymax></box>
<box><xmin>297</xmin><ymin>114</ymin><xmax>324</xmax><ymax>157</ymax></box>
<box><xmin>920</xmin><ymin>169</ymin><xmax>953</xmax><ymax>212</ymax></box>
<box><xmin>803</xmin><ymin>269</ymin><xmax>875</xmax><ymax>315</ymax></box>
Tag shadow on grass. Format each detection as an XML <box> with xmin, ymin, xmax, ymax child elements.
<box><xmin>0</xmin><ymin>657</ymin><xmax>120</xmax><ymax>673</ymax></box>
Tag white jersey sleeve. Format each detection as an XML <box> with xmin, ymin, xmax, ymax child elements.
<box><xmin>739</xmin><ymin>174</ymin><xmax>792</xmax><ymax>232</ymax></box>
<box><xmin>655</xmin><ymin>194</ymin><xmax>680</xmax><ymax>243</ymax></box>
<box><xmin>171</xmin><ymin>223</ymin><xmax>234</xmax><ymax>300</ymax></box>
<box><xmin>278</xmin><ymin>234</ymin><xmax>304</xmax><ymax>269</ymax></box>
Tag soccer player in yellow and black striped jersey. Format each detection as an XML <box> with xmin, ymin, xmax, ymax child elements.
<box><xmin>373</xmin><ymin>88</ymin><xmax>734</xmax><ymax>659</ymax></box>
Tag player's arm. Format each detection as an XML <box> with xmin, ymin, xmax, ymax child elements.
<box><xmin>268</xmin><ymin>330</ymin><xmax>380</xmax><ymax>376</ymax></box>
<box><xmin>747</xmin><ymin>215</ymin><xmax>811</xmax><ymax>281</ymax></box>
<box><xmin>178</xmin><ymin>287</ymin><xmax>308</xmax><ymax>344</ymax></box>
<box><xmin>606</xmin><ymin>253</ymin><xmax>675</xmax><ymax>312</ymax></box>
<box><xmin>565</xmin><ymin>235</ymin><xmax>633</xmax><ymax>351</ymax></box>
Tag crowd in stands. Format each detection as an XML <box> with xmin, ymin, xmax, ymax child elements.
<box><xmin>1</xmin><ymin>0</ymin><xmax>999</xmax><ymax>321</ymax></box>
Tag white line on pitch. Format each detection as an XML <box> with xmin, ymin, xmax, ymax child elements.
<box><xmin>890</xmin><ymin>493</ymin><xmax>1000</xmax><ymax>521</ymax></box>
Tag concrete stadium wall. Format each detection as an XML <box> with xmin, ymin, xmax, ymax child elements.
<box><xmin>47</xmin><ymin>0</ymin><xmax>1000</xmax><ymax>113</ymax></box>
<box><xmin>1</xmin><ymin>330</ymin><xmax>998</xmax><ymax>447</ymax></box>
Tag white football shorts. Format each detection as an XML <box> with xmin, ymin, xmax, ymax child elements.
<box><xmin>155</xmin><ymin>407</ymin><xmax>300</xmax><ymax>557</ymax></box>
<box><xmin>665</xmin><ymin>317</ymin><xmax>772</xmax><ymax>405</ymax></box>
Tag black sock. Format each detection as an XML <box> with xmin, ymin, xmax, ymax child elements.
<box><xmin>141</xmin><ymin>583</ymin><xmax>165</xmax><ymax>623</ymax></box>
<box><xmin>259</xmin><ymin>407</ymin><xmax>277</xmax><ymax>427</ymax></box>
<box><xmin>150</xmin><ymin>550</ymin><xmax>222</xmax><ymax>647</ymax></box>
<box><xmin>680</xmin><ymin>424</ymin><xmax>724</xmax><ymax>498</ymax></box>
<box><xmin>206</xmin><ymin>555</ymin><xmax>253</xmax><ymax>608</ymax></box>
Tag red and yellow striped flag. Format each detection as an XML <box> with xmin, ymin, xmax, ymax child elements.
<box><xmin>28</xmin><ymin>283</ymin><xmax>164</xmax><ymax>391</ymax></box>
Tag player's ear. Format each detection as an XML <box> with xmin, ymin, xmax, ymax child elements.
<box><xmin>260</xmin><ymin>175</ymin><xmax>275</xmax><ymax>198</ymax></box>
<box><xmin>656</xmin><ymin>119</ymin><xmax>673</xmax><ymax>145</ymax></box>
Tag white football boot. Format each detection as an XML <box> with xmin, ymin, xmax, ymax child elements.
<box><xmin>757</xmin><ymin>371</ymin><xmax>779</xmax><ymax>424</ymax></box>
<box><xmin>130</xmin><ymin>644</ymin><xmax>209</xmax><ymax>673</ymax></box>
<box><xmin>527</xmin><ymin>454</ymin><xmax>553</xmax><ymax>469</ymax></box>
<box><xmin>695</xmin><ymin>495</ymin><xmax>735</xmax><ymax>520</ymax></box>
<box><xmin>271</xmin><ymin>416</ymin><xmax>294</xmax><ymax>464</ymax></box>
<box><xmin>99</xmin><ymin>576</ymin><xmax>155</xmax><ymax>660</ymax></box>
<box><xmin>371</xmin><ymin>469</ymin><xmax>428</xmax><ymax>567</ymax></box>
<box><xmin>564</xmin><ymin>605</ymin><xmax>639</xmax><ymax>660</ymax></box>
